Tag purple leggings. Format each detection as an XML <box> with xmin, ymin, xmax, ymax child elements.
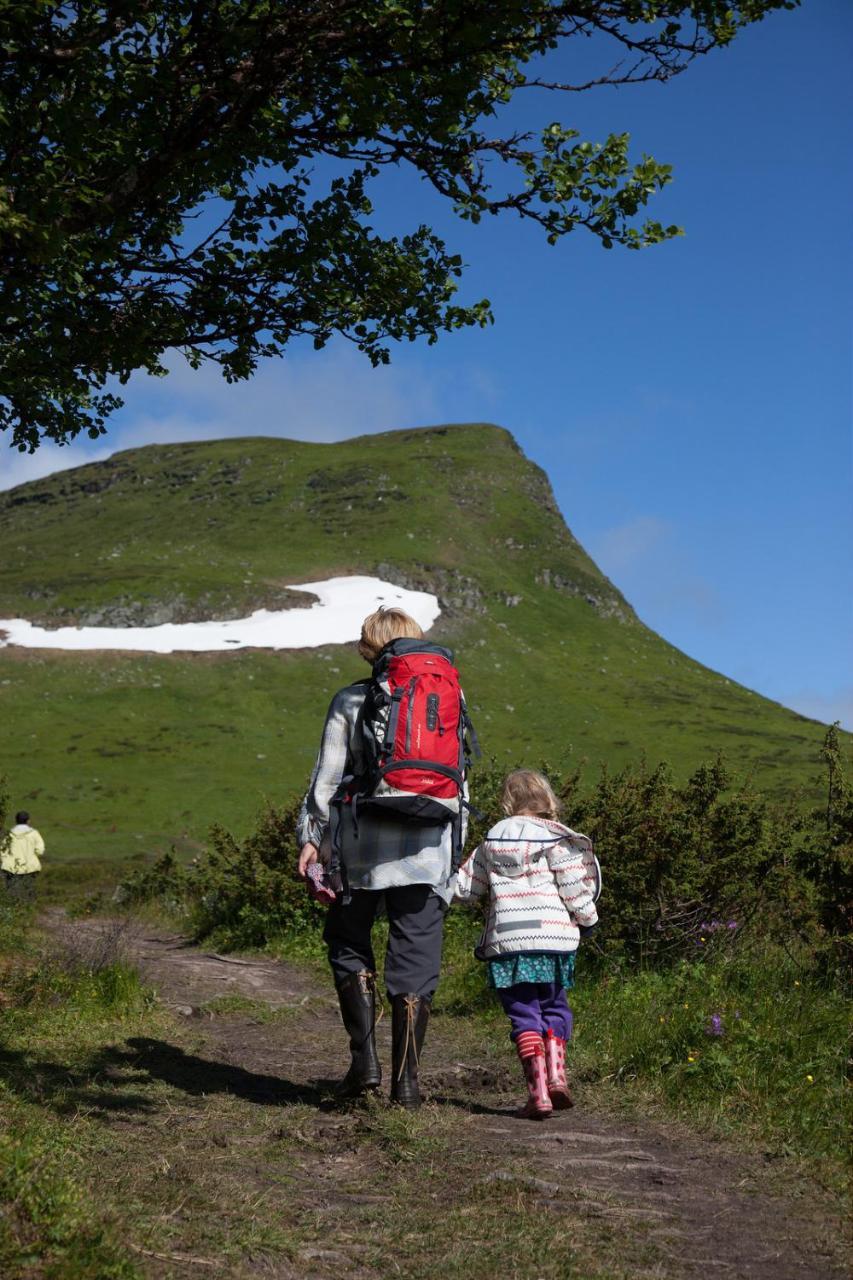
<box><xmin>497</xmin><ymin>982</ymin><xmax>573</xmax><ymax>1042</ymax></box>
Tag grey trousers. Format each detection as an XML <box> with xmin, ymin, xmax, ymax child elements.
<box><xmin>323</xmin><ymin>885</ymin><xmax>445</xmax><ymax>999</ymax></box>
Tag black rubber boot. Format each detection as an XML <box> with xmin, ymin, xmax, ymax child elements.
<box><xmin>335</xmin><ymin>970</ymin><xmax>382</xmax><ymax>1097</ymax></box>
<box><xmin>390</xmin><ymin>993</ymin><xmax>430</xmax><ymax>1109</ymax></box>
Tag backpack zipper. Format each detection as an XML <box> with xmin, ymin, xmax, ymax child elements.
<box><xmin>404</xmin><ymin>677</ymin><xmax>418</xmax><ymax>753</ymax></box>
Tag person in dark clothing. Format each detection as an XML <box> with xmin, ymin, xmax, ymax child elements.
<box><xmin>296</xmin><ymin>607</ymin><xmax>468</xmax><ymax>1108</ymax></box>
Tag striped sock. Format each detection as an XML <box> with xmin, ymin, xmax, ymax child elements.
<box><xmin>516</xmin><ymin>1031</ymin><xmax>544</xmax><ymax>1059</ymax></box>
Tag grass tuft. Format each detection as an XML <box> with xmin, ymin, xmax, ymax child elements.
<box><xmin>571</xmin><ymin>949</ymin><xmax>849</xmax><ymax>1169</ymax></box>
<box><xmin>0</xmin><ymin>1128</ymin><xmax>139</xmax><ymax>1280</ymax></box>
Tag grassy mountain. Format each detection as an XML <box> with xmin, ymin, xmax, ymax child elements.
<box><xmin>0</xmin><ymin>424</ymin><xmax>838</xmax><ymax>863</ymax></box>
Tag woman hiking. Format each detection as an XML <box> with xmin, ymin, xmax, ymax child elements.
<box><xmin>296</xmin><ymin>606</ymin><xmax>473</xmax><ymax>1109</ymax></box>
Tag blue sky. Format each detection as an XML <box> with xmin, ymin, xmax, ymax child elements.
<box><xmin>2</xmin><ymin>0</ymin><xmax>851</xmax><ymax>727</ymax></box>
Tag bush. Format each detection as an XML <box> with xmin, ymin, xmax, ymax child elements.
<box><xmin>120</xmin><ymin>730</ymin><xmax>851</xmax><ymax>975</ymax></box>
<box><xmin>120</xmin><ymin>794</ymin><xmax>325</xmax><ymax>949</ymax></box>
<box><xmin>793</xmin><ymin>723</ymin><xmax>853</xmax><ymax>963</ymax></box>
<box><xmin>561</xmin><ymin>755</ymin><xmax>803</xmax><ymax>967</ymax></box>
<box><xmin>0</xmin><ymin>1127</ymin><xmax>139</xmax><ymax>1279</ymax></box>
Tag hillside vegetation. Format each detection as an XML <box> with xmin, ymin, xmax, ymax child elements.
<box><xmin>0</xmin><ymin>424</ymin><xmax>841</xmax><ymax>862</ymax></box>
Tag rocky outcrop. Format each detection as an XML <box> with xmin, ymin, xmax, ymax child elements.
<box><xmin>535</xmin><ymin>568</ymin><xmax>634</xmax><ymax>623</ymax></box>
<box><xmin>13</xmin><ymin>586</ymin><xmax>313</xmax><ymax>629</ymax></box>
<box><xmin>374</xmin><ymin>562</ymin><xmax>486</xmax><ymax>618</ymax></box>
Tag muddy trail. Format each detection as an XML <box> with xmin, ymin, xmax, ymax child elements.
<box><xmin>40</xmin><ymin>914</ymin><xmax>846</xmax><ymax>1280</ymax></box>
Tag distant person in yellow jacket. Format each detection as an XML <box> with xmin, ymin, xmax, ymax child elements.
<box><xmin>2</xmin><ymin>811</ymin><xmax>45</xmax><ymax>902</ymax></box>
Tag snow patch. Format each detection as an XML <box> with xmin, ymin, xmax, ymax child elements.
<box><xmin>0</xmin><ymin>576</ymin><xmax>440</xmax><ymax>654</ymax></box>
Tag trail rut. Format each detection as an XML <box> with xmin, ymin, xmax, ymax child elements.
<box><xmin>42</xmin><ymin>914</ymin><xmax>846</xmax><ymax>1280</ymax></box>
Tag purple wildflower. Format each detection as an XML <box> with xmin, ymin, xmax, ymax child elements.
<box><xmin>706</xmin><ymin>1013</ymin><xmax>724</xmax><ymax>1037</ymax></box>
<box><xmin>726</xmin><ymin>920</ymin><xmax>738</xmax><ymax>930</ymax></box>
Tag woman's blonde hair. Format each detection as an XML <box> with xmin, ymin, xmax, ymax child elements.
<box><xmin>501</xmin><ymin>769</ymin><xmax>561</xmax><ymax>821</ymax></box>
<box><xmin>357</xmin><ymin>607</ymin><xmax>424</xmax><ymax>663</ymax></box>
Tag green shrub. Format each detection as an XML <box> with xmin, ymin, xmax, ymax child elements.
<box><xmin>0</xmin><ymin>1128</ymin><xmax>139</xmax><ymax>1278</ymax></box>
<box><xmin>561</xmin><ymin>755</ymin><xmax>803</xmax><ymax>967</ymax></box>
<box><xmin>120</xmin><ymin>794</ymin><xmax>325</xmax><ymax>949</ymax></box>
<box><xmin>118</xmin><ymin>729</ymin><xmax>851</xmax><ymax>980</ymax></box>
<box><xmin>793</xmin><ymin>723</ymin><xmax>853</xmax><ymax>962</ymax></box>
<box><xmin>467</xmin><ymin>743</ymin><xmax>848</xmax><ymax>972</ymax></box>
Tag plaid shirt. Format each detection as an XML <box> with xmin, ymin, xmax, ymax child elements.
<box><xmin>297</xmin><ymin>681</ymin><xmax>466</xmax><ymax>903</ymax></box>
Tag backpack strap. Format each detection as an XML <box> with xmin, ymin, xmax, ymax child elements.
<box><xmin>384</xmin><ymin>684</ymin><xmax>406</xmax><ymax>759</ymax></box>
<box><xmin>462</xmin><ymin>704</ymin><xmax>481</xmax><ymax>761</ymax></box>
<box><xmin>452</xmin><ymin>810</ymin><xmax>465</xmax><ymax>876</ymax></box>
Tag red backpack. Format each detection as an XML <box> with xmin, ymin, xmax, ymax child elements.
<box><xmin>339</xmin><ymin>639</ymin><xmax>478</xmax><ymax>852</ymax></box>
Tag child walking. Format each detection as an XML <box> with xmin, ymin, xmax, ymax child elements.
<box><xmin>455</xmin><ymin>769</ymin><xmax>600</xmax><ymax>1119</ymax></box>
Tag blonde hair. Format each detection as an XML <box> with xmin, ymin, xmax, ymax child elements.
<box><xmin>501</xmin><ymin>769</ymin><xmax>561</xmax><ymax>821</ymax></box>
<box><xmin>357</xmin><ymin>607</ymin><xmax>424</xmax><ymax>663</ymax></box>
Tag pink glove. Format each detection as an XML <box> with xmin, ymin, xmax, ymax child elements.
<box><xmin>305</xmin><ymin>861</ymin><xmax>337</xmax><ymax>906</ymax></box>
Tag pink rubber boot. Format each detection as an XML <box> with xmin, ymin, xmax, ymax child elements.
<box><xmin>544</xmin><ymin>1029</ymin><xmax>574</xmax><ymax>1110</ymax></box>
<box><xmin>516</xmin><ymin>1032</ymin><xmax>553</xmax><ymax>1120</ymax></box>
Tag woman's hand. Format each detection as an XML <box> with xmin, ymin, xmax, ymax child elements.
<box><xmin>298</xmin><ymin>842</ymin><xmax>319</xmax><ymax>880</ymax></box>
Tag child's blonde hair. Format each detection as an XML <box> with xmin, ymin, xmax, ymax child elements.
<box><xmin>501</xmin><ymin>769</ymin><xmax>561</xmax><ymax>821</ymax></box>
<box><xmin>357</xmin><ymin>607</ymin><xmax>424</xmax><ymax>663</ymax></box>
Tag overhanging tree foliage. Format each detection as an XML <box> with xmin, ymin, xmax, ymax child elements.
<box><xmin>0</xmin><ymin>1</ymin><xmax>795</xmax><ymax>451</ymax></box>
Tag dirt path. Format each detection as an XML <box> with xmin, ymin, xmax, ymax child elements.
<box><xmin>42</xmin><ymin>914</ymin><xmax>846</xmax><ymax>1280</ymax></box>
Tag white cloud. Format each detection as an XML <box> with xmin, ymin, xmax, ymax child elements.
<box><xmin>122</xmin><ymin>345</ymin><xmax>445</xmax><ymax>445</ymax></box>
<box><xmin>590</xmin><ymin>515</ymin><xmax>724</xmax><ymax>628</ymax></box>
<box><xmin>593</xmin><ymin>515</ymin><xmax>672</xmax><ymax>574</ymax></box>
<box><xmin>0</xmin><ymin>442</ymin><xmax>115</xmax><ymax>493</ymax></box>
<box><xmin>1</xmin><ymin>343</ymin><xmax>501</xmax><ymax>491</ymax></box>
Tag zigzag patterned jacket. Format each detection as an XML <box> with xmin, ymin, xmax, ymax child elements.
<box><xmin>454</xmin><ymin>816</ymin><xmax>599</xmax><ymax>958</ymax></box>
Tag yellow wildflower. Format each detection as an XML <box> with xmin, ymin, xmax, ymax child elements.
<box><xmin>806</xmin><ymin>1074</ymin><xmax>814</xmax><ymax>1083</ymax></box>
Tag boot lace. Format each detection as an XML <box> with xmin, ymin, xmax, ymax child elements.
<box><xmin>396</xmin><ymin>994</ymin><xmax>421</xmax><ymax>1081</ymax></box>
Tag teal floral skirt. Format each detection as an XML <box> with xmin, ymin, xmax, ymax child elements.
<box><xmin>487</xmin><ymin>952</ymin><xmax>576</xmax><ymax>990</ymax></box>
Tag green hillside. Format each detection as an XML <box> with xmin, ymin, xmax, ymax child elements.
<box><xmin>0</xmin><ymin>424</ymin><xmax>837</xmax><ymax>863</ymax></box>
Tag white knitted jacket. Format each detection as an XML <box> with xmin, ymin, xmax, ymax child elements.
<box><xmin>454</xmin><ymin>816</ymin><xmax>600</xmax><ymax>957</ymax></box>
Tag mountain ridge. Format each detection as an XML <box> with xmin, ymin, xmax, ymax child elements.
<box><xmin>0</xmin><ymin>424</ymin><xmax>840</xmax><ymax>862</ymax></box>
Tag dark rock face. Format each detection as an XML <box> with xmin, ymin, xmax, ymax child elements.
<box><xmin>374</xmin><ymin>562</ymin><xmax>486</xmax><ymax>618</ymax></box>
<box><xmin>535</xmin><ymin>569</ymin><xmax>634</xmax><ymax>623</ymax></box>
<box><xmin>374</xmin><ymin>560</ymin><xmax>633</xmax><ymax>625</ymax></box>
<box><xmin>13</xmin><ymin>587</ymin><xmax>315</xmax><ymax>630</ymax></box>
